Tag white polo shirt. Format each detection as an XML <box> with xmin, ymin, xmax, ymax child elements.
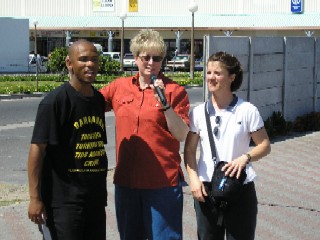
<box><xmin>189</xmin><ymin>96</ymin><xmax>264</xmax><ymax>183</ymax></box>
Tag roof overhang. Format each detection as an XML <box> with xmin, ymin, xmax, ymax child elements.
<box><xmin>7</xmin><ymin>13</ymin><xmax>320</xmax><ymax>31</ymax></box>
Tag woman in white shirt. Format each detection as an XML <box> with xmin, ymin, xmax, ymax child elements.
<box><xmin>184</xmin><ymin>52</ymin><xmax>271</xmax><ymax>240</ymax></box>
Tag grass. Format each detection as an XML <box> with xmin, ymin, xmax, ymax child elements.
<box><xmin>0</xmin><ymin>199</ymin><xmax>27</xmax><ymax>207</ymax></box>
<box><xmin>0</xmin><ymin>183</ymin><xmax>29</xmax><ymax>207</ymax></box>
<box><xmin>0</xmin><ymin>81</ymin><xmax>63</xmax><ymax>94</ymax></box>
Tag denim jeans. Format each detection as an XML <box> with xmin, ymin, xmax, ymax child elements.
<box><xmin>115</xmin><ymin>184</ymin><xmax>183</xmax><ymax>240</ymax></box>
<box><xmin>194</xmin><ymin>181</ymin><xmax>258</xmax><ymax>240</ymax></box>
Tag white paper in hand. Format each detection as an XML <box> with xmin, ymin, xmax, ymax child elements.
<box><xmin>41</xmin><ymin>214</ymin><xmax>52</xmax><ymax>240</ymax></box>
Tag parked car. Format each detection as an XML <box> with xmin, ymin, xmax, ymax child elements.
<box><xmin>123</xmin><ymin>53</ymin><xmax>137</xmax><ymax>70</ymax></box>
<box><xmin>165</xmin><ymin>54</ymin><xmax>190</xmax><ymax>71</ymax></box>
<box><xmin>93</xmin><ymin>43</ymin><xmax>103</xmax><ymax>52</ymax></box>
<box><xmin>103</xmin><ymin>52</ymin><xmax>120</xmax><ymax>62</ymax></box>
<box><xmin>194</xmin><ymin>57</ymin><xmax>204</xmax><ymax>71</ymax></box>
<box><xmin>28</xmin><ymin>54</ymin><xmax>48</xmax><ymax>73</ymax></box>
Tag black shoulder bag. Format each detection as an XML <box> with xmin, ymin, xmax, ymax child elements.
<box><xmin>204</xmin><ymin>102</ymin><xmax>247</xmax><ymax>205</ymax></box>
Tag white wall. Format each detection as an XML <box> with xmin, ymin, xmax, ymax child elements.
<box><xmin>0</xmin><ymin>18</ymin><xmax>29</xmax><ymax>72</ymax></box>
<box><xmin>0</xmin><ymin>0</ymin><xmax>319</xmax><ymax>16</ymax></box>
<box><xmin>204</xmin><ymin>36</ymin><xmax>319</xmax><ymax>121</ymax></box>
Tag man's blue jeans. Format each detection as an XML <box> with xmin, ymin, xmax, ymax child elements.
<box><xmin>115</xmin><ymin>184</ymin><xmax>183</xmax><ymax>240</ymax></box>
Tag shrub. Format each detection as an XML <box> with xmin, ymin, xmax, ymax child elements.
<box><xmin>264</xmin><ymin>111</ymin><xmax>320</xmax><ymax>138</ymax></box>
<box><xmin>99</xmin><ymin>55</ymin><xmax>121</xmax><ymax>75</ymax></box>
<box><xmin>264</xmin><ymin>111</ymin><xmax>291</xmax><ymax>138</ymax></box>
<box><xmin>48</xmin><ymin>47</ymin><xmax>68</xmax><ymax>78</ymax></box>
<box><xmin>292</xmin><ymin>112</ymin><xmax>320</xmax><ymax>132</ymax></box>
<box><xmin>0</xmin><ymin>72</ymin><xmax>203</xmax><ymax>94</ymax></box>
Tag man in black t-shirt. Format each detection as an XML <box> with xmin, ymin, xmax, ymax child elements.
<box><xmin>27</xmin><ymin>40</ymin><xmax>108</xmax><ymax>240</ymax></box>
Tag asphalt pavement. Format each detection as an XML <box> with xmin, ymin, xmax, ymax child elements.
<box><xmin>0</xmin><ymin>93</ymin><xmax>319</xmax><ymax>239</ymax></box>
<box><xmin>0</xmin><ymin>131</ymin><xmax>319</xmax><ymax>239</ymax></box>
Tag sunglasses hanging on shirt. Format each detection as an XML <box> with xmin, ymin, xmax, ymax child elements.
<box><xmin>213</xmin><ymin>116</ymin><xmax>221</xmax><ymax>137</ymax></box>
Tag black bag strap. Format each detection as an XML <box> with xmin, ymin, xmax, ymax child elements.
<box><xmin>205</xmin><ymin>101</ymin><xmax>225</xmax><ymax>226</ymax></box>
<box><xmin>204</xmin><ymin>101</ymin><xmax>217</xmax><ymax>164</ymax></box>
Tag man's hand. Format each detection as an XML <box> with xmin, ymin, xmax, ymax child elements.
<box><xmin>28</xmin><ymin>197</ymin><xmax>46</xmax><ymax>224</ymax></box>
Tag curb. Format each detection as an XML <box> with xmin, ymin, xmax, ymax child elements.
<box><xmin>184</xmin><ymin>84</ymin><xmax>203</xmax><ymax>89</ymax></box>
<box><xmin>0</xmin><ymin>92</ymin><xmax>47</xmax><ymax>100</ymax></box>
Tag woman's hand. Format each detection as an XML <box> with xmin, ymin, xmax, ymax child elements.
<box><xmin>221</xmin><ymin>155</ymin><xmax>248</xmax><ymax>179</ymax></box>
<box><xmin>222</xmin><ymin>127</ymin><xmax>271</xmax><ymax>179</ymax></box>
<box><xmin>150</xmin><ymin>78</ymin><xmax>165</xmax><ymax>104</ymax></box>
<box><xmin>189</xmin><ymin>174</ymin><xmax>208</xmax><ymax>202</ymax></box>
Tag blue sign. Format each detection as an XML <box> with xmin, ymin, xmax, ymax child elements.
<box><xmin>291</xmin><ymin>0</ymin><xmax>303</xmax><ymax>13</ymax></box>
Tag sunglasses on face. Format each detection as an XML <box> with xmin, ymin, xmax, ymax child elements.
<box><xmin>213</xmin><ymin>116</ymin><xmax>221</xmax><ymax>136</ymax></box>
<box><xmin>138</xmin><ymin>55</ymin><xmax>163</xmax><ymax>62</ymax></box>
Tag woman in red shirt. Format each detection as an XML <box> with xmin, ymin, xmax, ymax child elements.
<box><xmin>100</xmin><ymin>29</ymin><xmax>190</xmax><ymax>240</ymax></box>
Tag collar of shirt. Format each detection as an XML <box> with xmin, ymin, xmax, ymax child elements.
<box><xmin>132</xmin><ymin>72</ymin><xmax>166</xmax><ymax>89</ymax></box>
<box><xmin>207</xmin><ymin>94</ymin><xmax>238</xmax><ymax>115</ymax></box>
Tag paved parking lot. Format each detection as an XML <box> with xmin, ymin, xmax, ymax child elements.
<box><xmin>0</xmin><ymin>131</ymin><xmax>320</xmax><ymax>239</ymax></box>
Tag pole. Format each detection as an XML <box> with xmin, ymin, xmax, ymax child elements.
<box><xmin>120</xmin><ymin>19</ymin><xmax>124</xmax><ymax>72</ymax></box>
<box><xmin>107</xmin><ymin>31</ymin><xmax>113</xmax><ymax>52</ymax></box>
<box><xmin>34</xmin><ymin>24</ymin><xmax>38</xmax><ymax>92</ymax></box>
<box><xmin>175</xmin><ymin>30</ymin><xmax>183</xmax><ymax>54</ymax></box>
<box><xmin>190</xmin><ymin>12</ymin><xmax>195</xmax><ymax>80</ymax></box>
<box><xmin>65</xmin><ymin>30</ymin><xmax>71</xmax><ymax>47</ymax></box>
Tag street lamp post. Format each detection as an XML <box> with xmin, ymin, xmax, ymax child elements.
<box><xmin>33</xmin><ymin>20</ymin><xmax>39</xmax><ymax>92</ymax></box>
<box><xmin>188</xmin><ymin>1</ymin><xmax>198</xmax><ymax>80</ymax></box>
<box><xmin>119</xmin><ymin>12</ymin><xmax>127</xmax><ymax>72</ymax></box>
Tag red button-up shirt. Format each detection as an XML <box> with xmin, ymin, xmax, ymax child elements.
<box><xmin>100</xmin><ymin>73</ymin><xmax>190</xmax><ymax>189</ymax></box>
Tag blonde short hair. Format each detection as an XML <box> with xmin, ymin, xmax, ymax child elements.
<box><xmin>130</xmin><ymin>29</ymin><xmax>167</xmax><ymax>58</ymax></box>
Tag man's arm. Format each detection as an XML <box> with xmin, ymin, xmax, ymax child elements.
<box><xmin>27</xmin><ymin>143</ymin><xmax>47</xmax><ymax>224</ymax></box>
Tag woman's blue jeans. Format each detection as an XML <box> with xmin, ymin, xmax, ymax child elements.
<box><xmin>115</xmin><ymin>184</ymin><xmax>183</xmax><ymax>240</ymax></box>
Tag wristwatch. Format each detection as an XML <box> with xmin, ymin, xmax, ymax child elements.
<box><xmin>245</xmin><ymin>153</ymin><xmax>251</xmax><ymax>163</ymax></box>
<box><xmin>162</xmin><ymin>104</ymin><xmax>171</xmax><ymax>111</ymax></box>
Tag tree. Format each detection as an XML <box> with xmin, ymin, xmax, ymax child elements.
<box><xmin>99</xmin><ymin>54</ymin><xmax>121</xmax><ymax>75</ymax></box>
<box><xmin>48</xmin><ymin>47</ymin><xmax>68</xmax><ymax>80</ymax></box>
<box><xmin>48</xmin><ymin>47</ymin><xmax>121</xmax><ymax>80</ymax></box>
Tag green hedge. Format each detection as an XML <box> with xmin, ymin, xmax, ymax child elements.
<box><xmin>0</xmin><ymin>72</ymin><xmax>203</xmax><ymax>94</ymax></box>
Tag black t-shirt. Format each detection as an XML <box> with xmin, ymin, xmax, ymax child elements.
<box><xmin>32</xmin><ymin>82</ymin><xmax>108</xmax><ymax>207</ymax></box>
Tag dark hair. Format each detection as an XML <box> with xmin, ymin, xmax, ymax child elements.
<box><xmin>68</xmin><ymin>39</ymin><xmax>97</xmax><ymax>56</ymax></box>
<box><xmin>208</xmin><ymin>52</ymin><xmax>243</xmax><ymax>92</ymax></box>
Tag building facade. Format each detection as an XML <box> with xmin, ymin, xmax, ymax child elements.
<box><xmin>1</xmin><ymin>0</ymin><xmax>319</xmax><ymax>57</ymax></box>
